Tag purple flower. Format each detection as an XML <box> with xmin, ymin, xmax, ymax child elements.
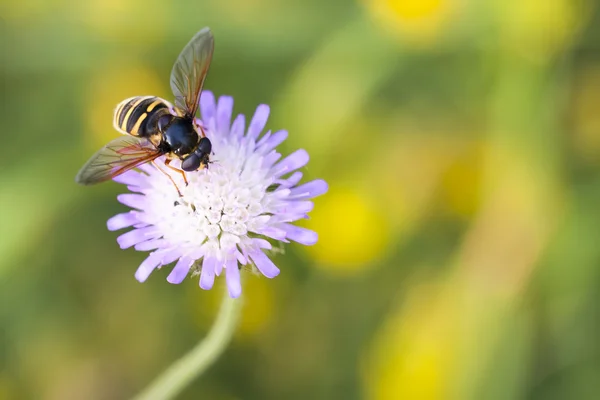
<box><xmin>107</xmin><ymin>92</ymin><xmax>328</xmax><ymax>298</ymax></box>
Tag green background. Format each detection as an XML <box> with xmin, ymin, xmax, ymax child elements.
<box><xmin>1</xmin><ymin>0</ymin><xmax>600</xmax><ymax>399</ymax></box>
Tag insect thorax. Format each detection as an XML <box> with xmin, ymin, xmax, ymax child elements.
<box><xmin>162</xmin><ymin>117</ymin><xmax>199</xmax><ymax>157</ymax></box>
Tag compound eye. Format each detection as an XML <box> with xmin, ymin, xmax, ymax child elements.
<box><xmin>181</xmin><ymin>154</ymin><xmax>201</xmax><ymax>171</ymax></box>
<box><xmin>198</xmin><ymin>137</ymin><xmax>212</xmax><ymax>154</ymax></box>
<box><xmin>158</xmin><ymin>115</ymin><xmax>171</xmax><ymax>131</ymax></box>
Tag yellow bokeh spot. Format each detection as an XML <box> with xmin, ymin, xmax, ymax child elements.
<box><xmin>78</xmin><ymin>0</ymin><xmax>166</xmax><ymax>44</ymax></box>
<box><xmin>189</xmin><ymin>274</ymin><xmax>274</xmax><ymax>339</ymax></box>
<box><xmin>85</xmin><ymin>65</ymin><xmax>165</xmax><ymax>149</ymax></box>
<box><xmin>363</xmin><ymin>0</ymin><xmax>456</xmax><ymax>45</ymax></box>
<box><xmin>440</xmin><ymin>142</ymin><xmax>484</xmax><ymax>218</ymax></box>
<box><xmin>492</xmin><ymin>0</ymin><xmax>588</xmax><ymax>61</ymax></box>
<box><xmin>363</xmin><ymin>283</ymin><xmax>458</xmax><ymax>400</ymax></box>
<box><xmin>386</xmin><ymin>0</ymin><xmax>444</xmax><ymax>19</ymax></box>
<box><xmin>304</xmin><ymin>187</ymin><xmax>390</xmax><ymax>273</ymax></box>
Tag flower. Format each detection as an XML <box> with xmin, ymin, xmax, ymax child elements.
<box><xmin>107</xmin><ymin>91</ymin><xmax>328</xmax><ymax>298</ymax></box>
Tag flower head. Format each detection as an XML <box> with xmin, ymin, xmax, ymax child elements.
<box><xmin>107</xmin><ymin>92</ymin><xmax>327</xmax><ymax>298</ymax></box>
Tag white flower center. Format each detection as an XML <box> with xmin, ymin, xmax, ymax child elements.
<box><xmin>140</xmin><ymin>138</ymin><xmax>272</xmax><ymax>261</ymax></box>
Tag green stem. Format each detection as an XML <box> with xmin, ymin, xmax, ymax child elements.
<box><xmin>132</xmin><ymin>289</ymin><xmax>243</xmax><ymax>400</ymax></box>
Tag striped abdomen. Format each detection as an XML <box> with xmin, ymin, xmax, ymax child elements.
<box><xmin>113</xmin><ymin>96</ymin><xmax>170</xmax><ymax>137</ymax></box>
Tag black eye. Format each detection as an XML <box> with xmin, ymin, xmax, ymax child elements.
<box><xmin>198</xmin><ymin>137</ymin><xmax>212</xmax><ymax>154</ymax></box>
<box><xmin>181</xmin><ymin>154</ymin><xmax>201</xmax><ymax>171</ymax></box>
<box><xmin>158</xmin><ymin>115</ymin><xmax>171</xmax><ymax>131</ymax></box>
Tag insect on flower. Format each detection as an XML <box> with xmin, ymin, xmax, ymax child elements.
<box><xmin>76</xmin><ymin>27</ymin><xmax>215</xmax><ymax>196</ymax></box>
<box><xmin>78</xmin><ymin>28</ymin><xmax>328</xmax><ymax>298</ymax></box>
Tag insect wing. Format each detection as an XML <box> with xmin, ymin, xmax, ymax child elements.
<box><xmin>75</xmin><ymin>136</ymin><xmax>161</xmax><ymax>185</ymax></box>
<box><xmin>170</xmin><ymin>27</ymin><xmax>214</xmax><ymax>118</ymax></box>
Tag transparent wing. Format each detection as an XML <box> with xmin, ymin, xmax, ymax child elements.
<box><xmin>75</xmin><ymin>136</ymin><xmax>161</xmax><ymax>185</ymax></box>
<box><xmin>170</xmin><ymin>27</ymin><xmax>214</xmax><ymax>118</ymax></box>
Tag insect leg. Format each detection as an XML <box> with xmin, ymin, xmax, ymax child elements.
<box><xmin>194</xmin><ymin>120</ymin><xmax>207</xmax><ymax>138</ymax></box>
<box><xmin>151</xmin><ymin>160</ymin><xmax>183</xmax><ymax>197</ymax></box>
<box><xmin>164</xmin><ymin>159</ymin><xmax>189</xmax><ymax>186</ymax></box>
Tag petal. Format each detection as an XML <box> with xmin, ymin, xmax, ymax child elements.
<box><xmin>268</xmin><ymin>213</ymin><xmax>306</xmax><ymax>224</ymax></box>
<box><xmin>256</xmin><ymin>130</ymin><xmax>272</xmax><ymax>148</ymax></box>
<box><xmin>159</xmin><ymin>248</ymin><xmax>184</xmax><ymax>265</ymax></box>
<box><xmin>272</xmin><ymin>149</ymin><xmax>309</xmax><ymax>177</ymax></box>
<box><xmin>258</xmin><ymin>130</ymin><xmax>288</xmax><ymax>154</ymax></box>
<box><xmin>230</xmin><ymin>114</ymin><xmax>246</xmax><ymax>139</ymax></box>
<box><xmin>249</xmin><ymin>251</ymin><xmax>280</xmax><ymax>279</ymax></box>
<box><xmin>282</xmin><ymin>224</ymin><xmax>318</xmax><ymax>245</ymax></box>
<box><xmin>200</xmin><ymin>257</ymin><xmax>216</xmax><ymax>290</ymax></box>
<box><xmin>167</xmin><ymin>257</ymin><xmax>194</xmax><ymax>284</ymax></box>
<box><xmin>251</xmin><ymin>238</ymin><xmax>272</xmax><ymax>250</ymax></box>
<box><xmin>275</xmin><ymin>172</ymin><xmax>303</xmax><ymax>188</ymax></box>
<box><xmin>278</xmin><ymin>200</ymin><xmax>313</xmax><ymax>214</ymax></box>
<box><xmin>200</xmin><ymin>91</ymin><xmax>216</xmax><ymax>123</ymax></box>
<box><xmin>262</xmin><ymin>151</ymin><xmax>282</xmax><ymax>169</ymax></box>
<box><xmin>247</xmin><ymin>104</ymin><xmax>270</xmax><ymax>140</ymax></box>
<box><xmin>236</xmin><ymin>250</ymin><xmax>247</xmax><ymax>264</ymax></box>
<box><xmin>134</xmin><ymin>239</ymin><xmax>167</xmax><ymax>251</ymax></box>
<box><xmin>216</xmin><ymin>96</ymin><xmax>234</xmax><ymax>135</ymax></box>
<box><xmin>117</xmin><ymin>227</ymin><xmax>159</xmax><ymax>249</ymax></box>
<box><xmin>107</xmin><ymin>212</ymin><xmax>138</xmax><ymax>231</ymax></box>
<box><xmin>289</xmin><ymin>179</ymin><xmax>329</xmax><ymax>199</ymax></box>
<box><xmin>117</xmin><ymin>194</ymin><xmax>146</xmax><ymax>209</ymax></box>
<box><xmin>256</xmin><ymin>226</ymin><xmax>288</xmax><ymax>241</ymax></box>
<box><xmin>214</xmin><ymin>259</ymin><xmax>224</xmax><ymax>276</ymax></box>
<box><xmin>138</xmin><ymin>163</ymin><xmax>156</xmax><ymax>175</ymax></box>
<box><xmin>113</xmin><ymin>169</ymin><xmax>146</xmax><ymax>186</ymax></box>
<box><xmin>135</xmin><ymin>253</ymin><xmax>161</xmax><ymax>282</ymax></box>
<box><xmin>225</xmin><ymin>259</ymin><xmax>242</xmax><ymax>298</ymax></box>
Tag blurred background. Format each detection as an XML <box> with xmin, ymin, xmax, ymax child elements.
<box><xmin>1</xmin><ymin>0</ymin><xmax>599</xmax><ymax>399</ymax></box>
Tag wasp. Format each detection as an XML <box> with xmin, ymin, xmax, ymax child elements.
<box><xmin>76</xmin><ymin>27</ymin><xmax>215</xmax><ymax>195</ymax></box>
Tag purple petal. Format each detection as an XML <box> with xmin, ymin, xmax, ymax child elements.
<box><xmin>256</xmin><ymin>130</ymin><xmax>272</xmax><ymax>147</ymax></box>
<box><xmin>117</xmin><ymin>227</ymin><xmax>159</xmax><ymax>249</ymax></box>
<box><xmin>135</xmin><ymin>253</ymin><xmax>161</xmax><ymax>282</ymax></box>
<box><xmin>262</xmin><ymin>151</ymin><xmax>282</xmax><ymax>169</ymax></box>
<box><xmin>236</xmin><ymin>250</ymin><xmax>247</xmax><ymax>264</ymax></box>
<box><xmin>216</xmin><ymin>96</ymin><xmax>234</xmax><ymax>135</ymax></box>
<box><xmin>268</xmin><ymin>213</ymin><xmax>306</xmax><ymax>224</ymax></box>
<box><xmin>249</xmin><ymin>251</ymin><xmax>280</xmax><ymax>278</ymax></box>
<box><xmin>258</xmin><ymin>130</ymin><xmax>288</xmax><ymax>154</ymax></box>
<box><xmin>135</xmin><ymin>239</ymin><xmax>167</xmax><ymax>251</ymax></box>
<box><xmin>278</xmin><ymin>201</ymin><xmax>313</xmax><ymax>214</ymax></box>
<box><xmin>117</xmin><ymin>194</ymin><xmax>146</xmax><ymax>209</ymax></box>
<box><xmin>289</xmin><ymin>179</ymin><xmax>329</xmax><ymax>199</ymax></box>
<box><xmin>107</xmin><ymin>212</ymin><xmax>138</xmax><ymax>231</ymax></box>
<box><xmin>230</xmin><ymin>114</ymin><xmax>246</xmax><ymax>139</ymax></box>
<box><xmin>275</xmin><ymin>172</ymin><xmax>303</xmax><ymax>188</ymax></box>
<box><xmin>251</xmin><ymin>238</ymin><xmax>272</xmax><ymax>250</ymax></box>
<box><xmin>167</xmin><ymin>257</ymin><xmax>194</xmax><ymax>284</ymax></box>
<box><xmin>200</xmin><ymin>91</ymin><xmax>216</xmax><ymax>123</ymax></box>
<box><xmin>113</xmin><ymin>170</ymin><xmax>145</xmax><ymax>186</ymax></box>
<box><xmin>138</xmin><ymin>163</ymin><xmax>156</xmax><ymax>175</ymax></box>
<box><xmin>200</xmin><ymin>257</ymin><xmax>216</xmax><ymax>290</ymax></box>
<box><xmin>271</xmin><ymin>188</ymin><xmax>291</xmax><ymax>199</ymax></box>
<box><xmin>214</xmin><ymin>260</ymin><xmax>224</xmax><ymax>276</ymax></box>
<box><xmin>272</xmin><ymin>149</ymin><xmax>309</xmax><ymax>177</ymax></box>
<box><xmin>257</xmin><ymin>226</ymin><xmax>288</xmax><ymax>241</ymax></box>
<box><xmin>282</xmin><ymin>224</ymin><xmax>318</xmax><ymax>245</ymax></box>
<box><xmin>247</xmin><ymin>104</ymin><xmax>270</xmax><ymax>140</ymax></box>
<box><xmin>225</xmin><ymin>259</ymin><xmax>242</xmax><ymax>298</ymax></box>
<box><xmin>159</xmin><ymin>249</ymin><xmax>184</xmax><ymax>265</ymax></box>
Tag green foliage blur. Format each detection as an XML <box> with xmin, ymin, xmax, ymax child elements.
<box><xmin>1</xmin><ymin>0</ymin><xmax>600</xmax><ymax>399</ymax></box>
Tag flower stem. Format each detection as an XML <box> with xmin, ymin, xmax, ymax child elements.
<box><xmin>132</xmin><ymin>289</ymin><xmax>243</xmax><ymax>400</ymax></box>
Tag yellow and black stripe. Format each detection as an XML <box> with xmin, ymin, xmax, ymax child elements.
<box><xmin>113</xmin><ymin>96</ymin><xmax>170</xmax><ymax>137</ymax></box>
